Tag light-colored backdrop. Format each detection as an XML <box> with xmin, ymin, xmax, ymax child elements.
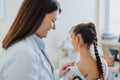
<box><xmin>0</xmin><ymin>0</ymin><xmax>107</xmax><ymax>68</ymax></box>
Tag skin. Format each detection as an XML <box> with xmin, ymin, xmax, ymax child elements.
<box><xmin>60</xmin><ymin>62</ymin><xmax>75</xmax><ymax>77</ymax></box>
<box><xmin>35</xmin><ymin>10</ymin><xmax>58</xmax><ymax>38</ymax></box>
<box><xmin>70</xmin><ymin>32</ymin><xmax>100</xmax><ymax>80</ymax></box>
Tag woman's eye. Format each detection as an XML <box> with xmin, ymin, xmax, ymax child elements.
<box><xmin>52</xmin><ymin>20</ymin><xmax>55</xmax><ymax>23</ymax></box>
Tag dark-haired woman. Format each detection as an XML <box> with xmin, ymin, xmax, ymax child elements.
<box><xmin>0</xmin><ymin>0</ymin><xmax>74</xmax><ymax>80</ymax></box>
<box><xmin>64</xmin><ymin>22</ymin><xmax>108</xmax><ymax>80</ymax></box>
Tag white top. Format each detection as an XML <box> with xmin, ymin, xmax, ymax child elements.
<box><xmin>63</xmin><ymin>57</ymin><xmax>108</xmax><ymax>80</ymax></box>
<box><xmin>0</xmin><ymin>34</ymin><xmax>59</xmax><ymax>80</ymax></box>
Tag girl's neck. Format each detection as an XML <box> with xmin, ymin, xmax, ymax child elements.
<box><xmin>78</xmin><ymin>47</ymin><xmax>92</xmax><ymax>60</ymax></box>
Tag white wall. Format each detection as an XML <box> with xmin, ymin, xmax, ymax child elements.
<box><xmin>98</xmin><ymin>0</ymin><xmax>110</xmax><ymax>37</ymax></box>
<box><xmin>0</xmin><ymin>0</ymin><xmax>98</xmax><ymax>68</ymax></box>
<box><xmin>44</xmin><ymin>0</ymin><xmax>98</xmax><ymax>68</ymax></box>
<box><xmin>0</xmin><ymin>0</ymin><xmax>22</xmax><ymax>50</ymax></box>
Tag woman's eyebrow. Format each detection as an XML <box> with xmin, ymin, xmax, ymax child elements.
<box><xmin>54</xmin><ymin>18</ymin><xmax>57</xmax><ymax>21</ymax></box>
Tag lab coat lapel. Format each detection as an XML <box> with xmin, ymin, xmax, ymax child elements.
<box><xmin>29</xmin><ymin>34</ymin><xmax>54</xmax><ymax>79</ymax></box>
<box><xmin>39</xmin><ymin>49</ymin><xmax>53</xmax><ymax>79</ymax></box>
<box><xmin>40</xmin><ymin>49</ymin><xmax>54</xmax><ymax>73</ymax></box>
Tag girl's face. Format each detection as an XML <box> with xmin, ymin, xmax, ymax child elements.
<box><xmin>70</xmin><ymin>31</ymin><xmax>84</xmax><ymax>52</ymax></box>
<box><xmin>35</xmin><ymin>10</ymin><xmax>59</xmax><ymax>38</ymax></box>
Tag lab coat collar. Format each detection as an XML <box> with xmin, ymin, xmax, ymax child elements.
<box><xmin>32</xmin><ymin>34</ymin><xmax>54</xmax><ymax>73</ymax></box>
<box><xmin>32</xmin><ymin>34</ymin><xmax>45</xmax><ymax>50</ymax></box>
<box><xmin>28</xmin><ymin>34</ymin><xmax>54</xmax><ymax>79</ymax></box>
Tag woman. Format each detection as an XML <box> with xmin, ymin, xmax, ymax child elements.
<box><xmin>0</xmin><ymin>0</ymin><xmax>74</xmax><ymax>80</ymax></box>
<box><xmin>63</xmin><ymin>22</ymin><xmax>108</xmax><ymax>80</ymax></box>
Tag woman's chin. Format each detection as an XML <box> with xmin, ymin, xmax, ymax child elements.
<box><xmin>43</xmin><ymin>34</ymin><xmax>47</xmax><ymax>38</ymax></box>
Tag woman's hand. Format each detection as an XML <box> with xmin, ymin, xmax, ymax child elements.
<box><xmin>68</xmin><ymin>74</ymin><xmax>74</xmax><ymax>80</ymax></box>
<box><xmin>118</xmin><ymin>66</ymin><xmax>120</xmax><ymax>72</ymax></box>
<box><xmin>59</xmin><ymin>62</ymin><xmax>75</xmax><ymax>77</ymax></box>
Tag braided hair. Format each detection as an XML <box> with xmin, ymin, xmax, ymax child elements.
<box><xmin>72</xmin><ymin>22</ymin><xmax>104</xmax><ymax>79</ymax></box>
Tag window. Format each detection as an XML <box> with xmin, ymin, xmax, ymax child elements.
<box><xmin>109</xmin><ymin>0</ymin><xmax>120</xmax><ymax>36</ymax></box>
<box><xmin>0</xmin><ymin>0</ymin><xmax>5</xmax><ymax>18</ymax></box>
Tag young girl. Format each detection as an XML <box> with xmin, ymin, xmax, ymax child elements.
<box><xmin>63</xmin><ymin>22</ymin><xmax>108</xmax><ymax>80</ymax></box>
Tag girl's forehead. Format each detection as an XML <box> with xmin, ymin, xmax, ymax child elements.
<box><xmin>70</xmin><ymin>32</ymin><xmax>75</xmax><ymax>38</ymax></box>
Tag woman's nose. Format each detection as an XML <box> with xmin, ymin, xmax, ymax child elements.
<box><xmin>52</xmin><ymin>24</ymin><xmax>56</xmax><ymax>30</ymax></box>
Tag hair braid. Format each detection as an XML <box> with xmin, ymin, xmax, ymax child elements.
<box><xmin>88</xmin><ymin>22</ymin><xmax>104</xmax><ymax>79</ymax></box>
<box><xmin>91</xmin><ymin>29</ymin><xmax>104</xmax><ymax>79</ymax></box>
<box><xmin>71</xmin><ymin>22</ymin><xmax>105</xmax><ymax>79</ymax></box>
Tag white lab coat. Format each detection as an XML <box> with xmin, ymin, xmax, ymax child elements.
<box><xmin>0</xmin><ymin>34</ymin><xmax>59</xmax><ymax>80</ymax></box>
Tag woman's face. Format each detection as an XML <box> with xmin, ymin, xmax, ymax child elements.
<box><xmin>35</xmin><ymin>10</ymin><xmax>59</xmax><ymax>38</ymax></box>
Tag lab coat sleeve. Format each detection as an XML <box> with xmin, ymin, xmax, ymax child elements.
<box><xmin>53</xmin><ymin>69</ymin><xmax>60</xmax><ymax>80</ymax></box>
<box><xmin>3</xmin><ymin>49</ymin><xmax>40</xmax><ymax>80</ymax></box>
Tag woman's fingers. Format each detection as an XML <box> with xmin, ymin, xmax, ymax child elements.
<box><xmin>61</xmin><ymin>67</ymin><xmax>71</xmax><ymax>76</ymax></box>
<box><xmin>118</xmin><ymin>67</ymin><xmax>120</xmax><ymax>72</ymax></box>
<box><xmin>68</xmin><ymin>74</ymin><xmax>74</xmax><ymax>80</ymax></box>
<box><xmin>60</xmin><ymin>62</ymin><xmax>75</xmax><ymax>77</ymax></box>
<box><xmin>62</xmin><ymin>62</ymin><xmax>75</xmax><ymax>70</ymax></box>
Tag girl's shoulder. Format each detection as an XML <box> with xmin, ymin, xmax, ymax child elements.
<box><xmin>63</xmin><ymin>63</ymin><xmax>86</xmax><ymax>80</ymax></box>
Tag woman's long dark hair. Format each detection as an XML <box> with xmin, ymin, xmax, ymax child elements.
<box><xmin>72</xmin><ymin>22</ymin><xmax>104</xmax><ymax>79</ymax></box>
<box><xmin>2</xmin><ymin>0</ymin><xmax>61</xmax><ymax>49</ymax></box>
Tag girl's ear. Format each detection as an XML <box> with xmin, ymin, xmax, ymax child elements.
<box><xmin>75</xmin><ymin>34</ymin><xmax>80</xmax><ymax>44</ymax></box>
<box><xmin>75</xmin><ymin>34</ymin><xmax>83</xmax><ymax>47</ymax></box>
